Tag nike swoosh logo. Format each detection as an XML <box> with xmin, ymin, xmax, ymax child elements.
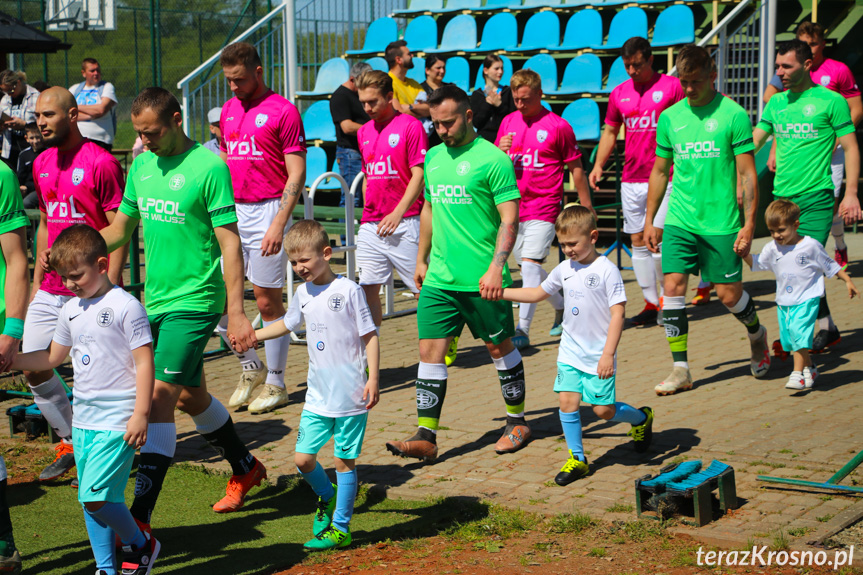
<box><xmin>301</xmin><ymin>301</ymin><xmax>310</xmax><ymax>308</ymax></box>
<box><xmin>674</xmin><ymin>125</ymin><xmax>688</xmax><ymax>132</ymax></box>
<box><xmin>141</xmin><ymin>175</ymin><xmax>153</xmax><ymax>181</ymax></box>
<box><xmin>90</xmin><ymin>485</ymin><xmax>108</xmax><ymax>493</ymax></box>
<box><xmin>164</xmin><ymin>368</ymin><xmax>182</xmax><ymax>374</ymax></box>
<box><xmin>340</xmin><ymin>446</ymin><xmax>352</xmax><ymax>452</ymax></box>
<box><xmin>69</xmin><ymin>314</ymin><xmax>82</xmax><ymax>321</ymax></box>
<box><xmin>725</xmin><ymin>270</ymin><xmax>740</xmax><ymax>278</ymax></box>
<box><xmin>564</xmin><ymin>275</ymin><xmax>574</xmax><ymax>281</ymax></box>
<box><xmin>490</xmin><ymin>329</ymin><xmax>505</xmax><ymax>338</ymax></box>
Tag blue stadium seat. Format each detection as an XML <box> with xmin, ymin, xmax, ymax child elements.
<box><xmin>439</xmin><ymin>0</ymin><xmax>482</xmax><ymax>12</ymax></box>
<box><xmin>306</xmin><ymin>147</ymin><xmax>341</xmax><ymax>191</ymax></box>
<box><xmin>405</xmin><ymin>15</ymin><xmax>439</xmax><ymax>53</ymax></box>
<box><xmin>652</xmin><ymin>5</ymin><xmax>695</xmax><ymax>47</ymax></box>
<box><xmin>520</xmin><ymin>11</ymin><xmax>560</xmax><ymax>52</ymax></box>
<box><xmin>522</xmin><ymin>54</ymin><xmax>558</xmax><ymax>93</ymax></box>
<box><xmin>443</xmin><ymin>56</ymin><xmax>470</xmax><ymax>91</ymax></box>
<box><xmin>558</xmin><ymin>9</ymin><xmax>601</xmax><ymax>50</ymax></box>
<box><xmin>546</xmin><ymin>54</ymin><xmax>602</xmax><ymax>96</ymax></box>
<box><xmin>600</xmin><ymin>8</ymin><xmax>647</xmax><ymax>50</ymax></box>
<box><xmin>345</xmin><ymin>17</ymin><xmax>398</xmax><ymax>56</ymax></box>
<box><xmin>365</xmin><ymin>57</ymin><xmax>388</xmax><ymax>72</ymax></box>
<box><xmin>393</xmin><ymin>0</ymin><xmax>443</xmax><ymax>16</ymax></box>
<box><xmin>599</xmin><ymin>56</ymin><xmax>628</xmax><ymax>93</ymax></box>
<box><xmin>541</xmin><ymin>100</ymin><xmax>552</xmax><ymax>111</ymax></box>
<box><xmin>407</xmin><ymin>56</ymin><xmax>426</xmax><ymax>83</ymax></box>
<box><xmin>473</xmin><ymin>54</ymin><xmax>514</xmax><ymax>88</ymax></box>
<box><xmin>474</xmin><ymin>12</ymin><xmax>518</xmax><ymax>52</ymax></box>
<box><xmin>562</xmin><ymin>99</ymin><xmax>600</xmax><ymax>141</ymax></box>
<box><xmin>474</xmin><ymin>0</ymin><xmax>523</xmax><ymax>11</ymax></box>
<box><xmin>303</xmin><ymin>100</ymin><xmax>337</xmax><ymax>142</ymax></box>
<box><xmin>296</xmin><ymin>58</ymin><xmax>350</xmax><ymax>98</ymax></box>
<box><xmin>425</xmin><ymin>14</ymin><xmax>477</xmax><ymax>53</ymax></box>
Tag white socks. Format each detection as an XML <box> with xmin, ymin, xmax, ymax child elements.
<box><xmin>30</xmin><ymin>375</ymin><xmax>73</xmax><ymax>442</ymax></box>
<box><xmin>262</xmin><ymin>317</ymin><xmax>289</xmax><ymax>389</ymax></box>
<box><xmin>141</xmin><ymin>423</ymin><xmax>177</xmax><ymax>458</ymax></box>
<box><xmin>216</xmin><ymin>314</ymin><xmax>262</xmax><ymax>371</ymax></box>
<box><xmin>652</xmin><ymin>249</ymin><xmax>664</xmax><ymax>298</ymax></box>
<box><xmin>832</xmin><ymin>214</ymin><xmax>846</xmax><ymax>250</ymax></box>
<box><xmin>517</xmin><ymin>261</ymin><xmax>562</xmax><ymax>333</ymax></box>
<box><xmin>192</xmin><ymin>395</ymin><xmax>230</xmax><ymax>435</ymax></box>
<box><xmin>632</xmin><ymin>246</ymin><xmax>659</xmax><ymax>305</ymax></box>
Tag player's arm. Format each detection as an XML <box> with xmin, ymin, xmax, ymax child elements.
<box><xmin>597</xmin><ymin>302</ymin><xmax>625</xmax><ymax>379</ymax></box>
<box><xmin>0</xmin><ymin>227</ymin><xmax>28</xmax><ymax>371</ymax></box>
<box><xmin>76</xmin><ymin>97</ymin><xmax>116</xmax><ymax>119</ymax></box>
<box><xmin>11</xmin><ymin>341</ymin><xmax>70</xmax><ymax>372</ymax></box>
<box><xmin>214</xmin><ymin>223</ymin><xmax>257</xmax><ymax>352</ymax></box>
<box><xmin>361</xmin><ymin>331</ymin><xmax>380</xmax><ymax>409</ymax></box>
<box><xmin>32</xmin><ymin>211</ymin><xmax>48</xmax><ymax>299</ymax></box>
<box><xmin>838</xmin><ymin>131</ymin><xmax>861</xmax><ymax>224</ymax></box>
<box><xmin>752</xmin><ymin>127</ymin><xmax>771</xmax><ymax>153</ymax></box>
<box><xmin>588</xmin><ymin>124</ymin><xmax>621</xmax><ymax>189</ymax></box>
<box><xmin>479</xmin><ymin>199</ymin><xmax>518</xmax><ymax>301</ymax></box>
<box><xmin>253</xmin><ymin>320</ymin><xmax>291</xmax><ymax>344</ymax></box>
<box><xmin>103</xmin><ymin>209</ymin><xmax>129</xmax><ymax>286</ymax></box>
<box><xmin>644</xmin><ymin>156</ymin><xmax>672</xmax><ymax>253</ymax></box>
<box><xmin>262</xmin><ymin>152</ymin><xmax>307</xmax><ymax>256</ymax></box>
<box><xmin>339</xmin><ymin>119</ymin><xmax>365</xmax><ymax>136</ymax></box>
<box><xmin>734</xmin><ymin>152</ymin><xmax>758</xmax><ymax>258</ymax></box>
<box><xmin>501</xmin><ymin>286</ymin><xmax>550</xmax><ymax>303</ymax></box>
<box><xmin>414</xmin><ymin>200</ymin><xmax>433</xmax><ymax>291</ymax></box>
<box><xmin>847</xmin><ymin>95</ymin><xmax>863</xmax><ymax>128</ymax></box>
<box><xmin>567</xmin><ymin>158</ymin><xmax>593</xmax><ymax>212</ymax></box>
<box><xmin>126</xmin><ymin>343</ymin><xmax>154</xmax><ymax>448</ymax></box>
<box><xmin>101</xmin><ymin>210</ymin><xmax>139</xmax><ymax>253</ymax></box>
<box><xmin>378</xmin><ymin>165</ymin><xmax>423</xmax><ymax>237</ymax></box>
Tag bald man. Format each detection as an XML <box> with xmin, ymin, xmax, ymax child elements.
<box><xmin>27</xmin><ymin>87</ymin><xmax>128</xmax><ymax>482</ymax></box>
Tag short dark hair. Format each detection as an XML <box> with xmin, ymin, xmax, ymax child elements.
<box><xmin>131</xmin><ymin>87</ymin><xmax>182</xmax><ymax>124</ymax></box>
<box><xmin>427</xmin><ymin>84</ymin><xmax>470</xmax><ymax>113</ymax></box>
<box><xmin>796</xmin><ymin>21</ymin><xmax>825</xmax><ymax>41</ymax></box>
<box><xmin>676</xmin><ymin>44</ymin><xmax>715</xmax><ymax>76</ymax></box>
<box><xmin>425</xmin><ymin>54</ymin><xmax>446</xmax><ymax>70</ymax></box>
<box><xmin>384</xmin><ymin>40</ymin><xmax>408</xmax><ymax>69</ymax></box>
<box><xmin>24</xmin><ymin>122</ymin><xmax>40</xmax><ymax>135</ymax></box>
<box><xmin>621</xmin><ymin>37</ymin><xmax>652</xmax><ymax>62</ymax></box>
<box><xmin>81</xmin><ymin>58</ymin><xmax>99</xmax><ymax>70</ymax></box>
<box><xmin>777</xmin><ymin>39</ymin><xmax>813</xmax><ymax>65</ymax></box>
<box><xmin>220</xmin><ymin>42</ymin><xmax>262</xmax><ymax>70</ymax></box>
<box><xmin>49</xmin><ymin>224</ymin><xmax>108</xmax><ymax>270</ymax></box>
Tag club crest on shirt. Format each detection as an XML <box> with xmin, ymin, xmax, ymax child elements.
<box><xmin>820</xmin><ymin>75</ymin><xmax>830</xmax><ymax>87</ymax></box>
<box><xmin>328</xmin><ymin>293</ymin><xmax>346</xmax><ymax>311</ymax></box>
<box><xmin>388</xmin><ymin>133</ymin><xmax>400</xmax><ymax>147</ymax></box>
<box><xmin>652</xmin><ymin>90</ymin><xmax>663</xmax><ymax>103</ymax></box>
<box><xmin>795</xmin><ymin>253</ymin><xmax>810</xmax><ymax>266</ymax></box>
<box><xmin>704</xmin><ymin>119</ymin><xmax>719</xmax><ymax>132</ymax></box>
<box><xmin>803</xmin><ymin>104</ymin><xmax>816</xmax><ymax>117</ymax></box>
<box><xmin>169</xmin><ymin>174</ymin><xmax>186</xmax><ymax>190</ymax></box>
<box><xmin>536</xmin><ymin>130</ymin><xmax>548</xmax><ymax>143</ymax></box>
<box><xmin>255</xmin><ymin>113</ymin><xmax>268</xmax><ymax>127</ymax></box>
<box><xmin>71</xmin><ymin>168</ymin><xmax>85</xmax><ymax>186</ymax></box>
<box><xmin>96</xmin><ymin>308</ymin><xmax>114</xmax><ymax>327</ymax></box>
<box><xmin>584</xmin><ymin>273</ymin><xmax>601</xmax><ymax>289</ymax></box>
<box><xmin>456</xmin><ymin>161</ymin><xmax>471</xmax><ymax>176</ymax></box>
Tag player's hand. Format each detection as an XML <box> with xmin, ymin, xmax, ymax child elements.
<box><xmin>377</xmin><ymin>212</ymin><xmax>402</xmax><ymax>238</ymax></box>
<box><xmin>597</xmin><ymin>353</ymin><xmax>615</xmax><ymax>379</ymax></box>
<box><xmin>588</xmin><ymin>166</ymin><xmax>603</xmax><ymax>190</ymax></box>
<box><xmin>644</xmin><ymin>224</ymin><xmax>660</xmax><ymax>253</ymax></box>
<box><xmin>498</xmin><ymin>133</ymin><xmax>514</xmax><ymax>153</ymax></box>
<box><xmin>839</xmin><ymin>195</ymin><xmax>862</xmax><ymax>225</ymax></box>
<box><xmin>847</xmin><ymin>280</ymin><xmax>860</xmax><ymax>299</ymax></box>
<box><xmin>0</xmin><ymin>335</ymin><xmax>19</xmax><ymax>372</ymax></box>
<box><xmin>733</xmin><ymin>226</ymin><xmax>754</xmax><ymax>258</ymax></box>
<box><xmin>363</xmin><ymin>378</ymin><xmax>380</xmax><ymax>409</ymax></box>
<box><xmin>414</xmin><ymin>261</ymin><xmax>428</xmax><ymax>292</ymax></box>
<box><xmin>479</xmin><ymin>266</ymin><xmax>504</xmax><ymax>300</ymax></box>
<box><xmin>260</xmin><ymin>222</ymin><xmax>284</xmax><ymax>257</ymax></box>
<box><xmin>767</xmin><ymin>150</ymin><xmax>777</xmax><ymax>173</ymax></box>
<box><xmin>124</xmin><ymin>413</ymin><xmax>148</xmax><ymax>448</ymax></box>
<box><xmin>39</xmin><ymin>248</ymin><xmax>52</xmax><ymax>272</ymax></box>
<box><xmin>227</xmin><ymin>313</ymin><xmax>257</xmax><ymax>353</ymax></box>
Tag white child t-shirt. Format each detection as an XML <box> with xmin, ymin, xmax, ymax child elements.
<box><xmin>52</xmin><ymin>286</ymin><xmax>153</xmax><ymax>431</ymax></box>
<box><xmin>541</xmin><ymin>255</ymin><xmax>627</xmax><ymax>374</ymax></box>
<box><xmin>283</xmin><ymin>275</ymin><xmax>376</xmax><ymax>417</ymax></box>
<box><xmin>750</xmin><ymin>236</ymin><xmax>842</xmax><ymax>306</ymax></box>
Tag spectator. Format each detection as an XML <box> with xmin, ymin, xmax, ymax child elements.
<box><xmin>203</xmin><ymin>107</ymin><xmax>223</xmax><ymax>155</ymax></box>
<box><xmin>16</xmin><ymin>123</ymin><xmax>43</xmax><ymax>209</ymax></box>
<box><xmin>470</xmin><ymin>55</ymin><xmax>515</xmax><ymax>142</ymax></box>
<box><xmin>69</xmin><ymin>58</ymin><xmax>118</xmax><ymax>151</ymax></box>
<box><xmin>421</xmin><ymin>55</ymin><xmax>451</xmax><ymax>147</ymax></box>
<box><xmin>385</xmin><ymin>40</ymin><xmax>430</xmax><ymax>123</ymax></box>
<box><xmin>330</xmin><ymin>61</ymin><xmax>371</xmax><ymax>206</ymax></box>
<box><xmin>0</xmin><ymin>70</ymin><xmax>38</xmax><ymax>170</ymax></box>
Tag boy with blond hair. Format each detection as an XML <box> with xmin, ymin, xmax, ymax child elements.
<box><xmin>235</xmin><ymin>220</ymin><xmax>379</xmax><ymax>551</ymax></box>
<box><xmin>13</xmin><ymin>224</ymin><xmax>158</xmax><ymax>575</ymax></box>
<box><xmin>497</xmin><ymin>206</ymin><xmax>653</xmax><ymax>485</ymax></box>
<box><xmin>744</xmin><ymin>200</ymin><xmax>858</xmax><ymax>390</ymax></box>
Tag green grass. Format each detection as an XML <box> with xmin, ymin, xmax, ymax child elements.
<box><xmin>10</xmin><ymin>463</ymin><xmax>493</xmax><ymax>575</ymax></box>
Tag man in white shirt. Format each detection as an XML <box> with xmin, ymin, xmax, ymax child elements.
<box><xmin>69</xmin><ymin>58</ymin><xmax>117</xmax><ymax>151</ymax></box>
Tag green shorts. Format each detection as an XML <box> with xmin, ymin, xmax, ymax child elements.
<box><xmin>73</xmin><ymin>428</ymin><xmax>136</xmax><ymax>504</ymax></box>
<box><xmin>662</xmin><ymin>225</ymin><xmax>742</xmax><ymax>284</ymax></box>
<box><xmin>777</xmin><ymin>298</ymin><xmax>819</xmax><ymax>352</ymax></box>
<box><xmin>554</xmin><ymin>363</ymin><xmax>616</xmax><ymax>406</ymax></box>
<box><xmin>776</xmin><ymin>189</ymin><xmax>833</xmax><ymax>246</ymax></box>
<box><xmin>296</xmin><ymin>409</ymin><xmax>368</xmax><ymax>460</ymax></box>
<box><xmin>417</xmin><ymin>285</ymin><xmax>515</xmax><ymax>344</ymax></box>
<box><xmin>150</xmin><ymin>311</ymin><xmax>221</xmax><ymax>387</ymax></box>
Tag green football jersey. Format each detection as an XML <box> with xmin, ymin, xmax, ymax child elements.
<box><xmin>757</xmin><ymin>85</ymin><xmax>855</xmax><ymax>197</ymax></box>
<box><xmin>656</xmin><ymin>93</ymin><xmax>755</xmax><ymax>235</ymax></box>
<box><xmin>0</xmin><ymin>162</ymin><xmax>28</xmax><ymax>331</ymax></box>
<box><xmin>422</xmin><ymin>137</ymin><xmax>520</xmax><ymax>291</ymax></box>
<box><xmin>120</xmin><ymin>144</ymin><xmax>238</xmax><ymax>314</ymax></box>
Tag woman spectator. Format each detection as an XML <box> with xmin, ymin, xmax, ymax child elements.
<box><xmin>470</xmin><ymin>55</ymin><xmax>515</xmax><ymax>142</ymax></box>
<box><xmin>0</xmin><ymin>70</ymin><xmax>39</xmax><ymax>170</ymax></box>
<box><xmin>420</xmin><ymin>55</ymin><xmax>451</xmax><ymax>146</ymax></box>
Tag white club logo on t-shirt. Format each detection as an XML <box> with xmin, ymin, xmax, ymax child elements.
<box><xmin>820</xmin><ymin>75</ymin><xmax>831</xmax><ymax>87</ymax></box>
<box><xmin>652</xmin><ymin>90</ymin><xmax>664</xmax><ymax>103</ymax></box>
<box><xmin>584</xmin><ymin>273</ymin><xmax>601</xmax><ymax>289</ymax></box>
<box><xmin>96</xmin><ymin>308</ymin><xmax>114</xmax><ymax>327</ymax></box>
<box><xmin>795</xmin><ymin>253</ymin><xmax>810</xmax><ymax>266</ymax></box>
<box><xmin>72</xmin><ymin>168</ymin><xmax>85</xmax><ymax>186</ymax></box>
<box><xmin>803</xmin><ymin>104</ymin><xmax>817</xmax><ymax>117</ymax></box>
<box><xmin>328</xmin><ymin>293</ymin><xmax>346</xmax><ymax>311</ymax></box>
<box><xmin>388</xmin><ymin>133</ymin><xmax>400</xmax><ymax>147</ymax></box>
<box><xmin>255</xmin><ymin>113</ymin><xmax>268</xmax><ymax>127</ymax></box>
<box><xmin>456</xmin><ymin>161</ymin><xmax>471</xmax><ymax>176</ymax></box>
<box><xmin>536</xmin><ymin>130</ymin><xmax>548</xmax><ymax>143</ymax></box>
<box><xmin>169</xmin><ymin>174</ymin><xmax>186</xmax><ymax>190</ymax></box>
<box><xmin>704</xmin><ymin>119</ymin><xmax>719</xmax><ymax>132</ymax></box>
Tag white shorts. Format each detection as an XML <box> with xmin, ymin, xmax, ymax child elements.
<box><xmin>621</xmin><ymin>181</ymin><xmax>673</xmax><ymax>234</ymax></box>
<box><xmin>513</xmin><ymin>220</ymin><xmax>557</xmax><ymax>262</ymax></box>
<box><xmin>356</xmin><ymin>216</ymin><xmax>420</xmax><ymax>292</ymax></box>
<box><xmin>235</xmin><ymin>199</ymin><xmax>288</xmax><ymax>289</ymax></box>
<box><xmin>22</xmin><ymin>290</ymin><xmax>73</xmax><ymax>353</ymax></box>
<box><xmin>831</xmin><ymin>145</ymin><xmax>844</xmax><ymax>198</ymax></box>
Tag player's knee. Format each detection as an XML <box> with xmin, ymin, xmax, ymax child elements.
<box><xmin>631</xmin><ymin>232</ymin><xmax>645</xmax><ymax>247</ymax></box>
<box><xmin>487</xmin><ymin>339</ymin><xmax>515</xmax><ymax>359</ymax></box>
<box><xmin>295</xmin><ymin>453</ymin><xmax>316</xmax><ymax>472</ymax></box>
<box><xmin>24</xmin><ymin>370</ymin><xmax>53</xmax><ymax>386</ymax></box>
<box><xmin>83</xmin><ymin>501</ymin><xmax>106</xmax><ymax>512</ymax></box>
<box><xmin>593</xmin><ymin>405</ymin><xmax>615</xmax><ymax>420</ymax></box>
<box><xmin>255</xmin><ymin>295</ymin><xmax>284</xmax><ymax>320</ymax></box>
<box><xmin>333</xmin><ymin>457</ymin><xmax>356</xmax><ymax>472</ymax></box>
